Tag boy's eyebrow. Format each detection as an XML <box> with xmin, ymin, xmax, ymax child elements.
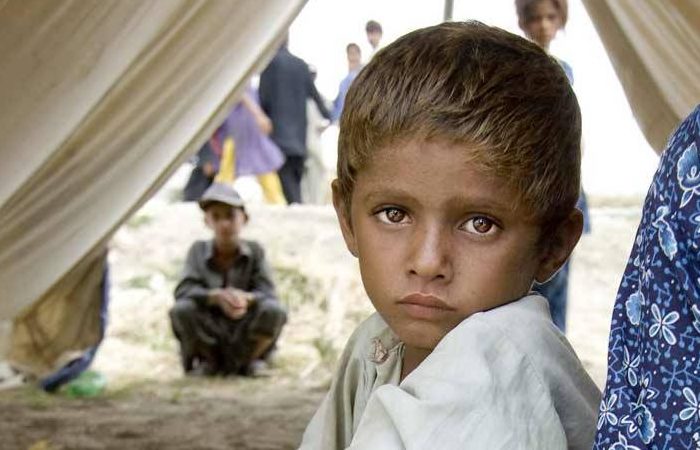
<box><xmin>361</xmin><ymin>188</ymin><xmax>514</xmax><ymax>214</ymax></box>
<box><xmin>361</xmin><ymin>188</ymin><xmax>414</xmax><ymax>205</ymax></box>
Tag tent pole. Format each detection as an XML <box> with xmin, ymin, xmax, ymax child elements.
<box><xmin>444</xmin><ymin>0</ymin><xmax>454</xmax><ymax>21</ymax></box>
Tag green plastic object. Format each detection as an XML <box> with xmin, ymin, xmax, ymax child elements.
<box><xmin>64</xmin><ymin>370</ymin><xmax>106</xmax><ymax>398</ymax></box>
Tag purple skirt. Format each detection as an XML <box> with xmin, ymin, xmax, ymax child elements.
<box><xmin>223</xmin><ymin>87</ymin><xmax>285</xmax><ymax>176</ymax></box>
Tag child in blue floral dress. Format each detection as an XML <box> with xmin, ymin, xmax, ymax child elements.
<box><xmin>594</xmin><ymin>105</ymin><xmax>700</xmax><ymax>449</ymax></box>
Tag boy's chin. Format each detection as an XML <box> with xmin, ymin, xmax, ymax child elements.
<box><xmin>215</xmin><ymin>235</ymin><xmax>238</xmax><ymax>246</ymax></box>
<box><xmin>395</xmin><ymin>325</ymin><xmax>447</xmax><ymax>353</ymax></box>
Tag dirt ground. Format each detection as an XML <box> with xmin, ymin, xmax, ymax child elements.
<box><xmin>0</xmin><ymin>172</ymin><xmax>645</xmax><ymax>449</ymax></box>
<box><xmin>0</xmin><ymin>378</ymin><xmax>326</xmax><ymax>450</ymax></box>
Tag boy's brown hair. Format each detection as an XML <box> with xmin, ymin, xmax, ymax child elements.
<box><xmin>336</xmin><ymin>21</ymin><xmax>580</xmax><ymax>235</ymax></box>
<box><xmin>365</xmin><ymin>20</ymin><xmax>383</xmax><ymax>34</ymax></box>
<box><xmin>515</xmin><ymin>0</ymin><xmax>568</xmax><ymax>28</ymax></box>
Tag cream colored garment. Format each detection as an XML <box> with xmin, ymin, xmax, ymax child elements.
<box><xmin>301</xmin><ymin>98</ymin><xmax>329</xmax><ymax>204</ymax></box>
<box><xmin>0</xmin><ymin>0</ymin><xmax>306</xmax><ymax>375</ymax></box>
<box><xmin>300</xmin><ymin>295</ymin><xmax>601</xmax><ymax>450</ymax></box>
<box><xmin>582</xmin><ymin>0</ymin><xmax>699</xmax><ymax>153</ymax></box>
<box><xmin>300</xmin><ymin>312</ymin><xmax>404</xmax><ymax>449</ymax></box>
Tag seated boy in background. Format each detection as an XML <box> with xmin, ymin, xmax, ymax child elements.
<box><xmin>300</xmin><ymin>21</ymin><xmax>600</xmax><ymax>449</ymax></box>
<box><xmin>170</xmin><ymin>183</ymin><xmax>287</xmax><ymax>377</ymax></box>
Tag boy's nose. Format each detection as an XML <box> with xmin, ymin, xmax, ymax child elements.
<box><xmin>407</xmin><ymin>225</ymin><xmax>452</xmax><ymax>282</ymax></box>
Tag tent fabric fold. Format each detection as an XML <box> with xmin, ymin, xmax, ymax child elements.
<box><xmin>10</xmin><ymin>249</ymin><xmax>108</xmax><ymax>377</ymax></box>
<box><xmin>0</xmin><ymin>0</ymin><xmax>306</xmax><ymax>376</ymax></box>
<box><xmin>582</xmin><ymin>0</ymin><xmax>700</xmax><ymax>153</ymax></box>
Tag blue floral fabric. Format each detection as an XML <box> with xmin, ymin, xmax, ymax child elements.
<box><xmin>594</xmin><ymin>105</ymin><xmax>700</xmax><ymax>450</ymax></box>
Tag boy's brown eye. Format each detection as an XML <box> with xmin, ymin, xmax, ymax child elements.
<box><xmin>377</xmin><ymin>207</ymin><xmax>407</xmax><ymax>224</ymax></box>
<box><xmin>463</xmin><ymin>216</ymin><xmax>498</xmax><ymax>235</ymax></box>
<box><xmin>386</xmin><ymin>208</ymin><xmax>405</xmax><ymax>223</ymax></box>
<box><xmin>473</xmin><ymin>217</ymin><xmax>492</xmax><ymax>233</ymax></box>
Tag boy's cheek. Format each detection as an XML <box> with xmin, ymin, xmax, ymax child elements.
<box><xmin>338</xmin><ymin>216</ymin><xmax>359</xmax><ymax>257</ymax></box>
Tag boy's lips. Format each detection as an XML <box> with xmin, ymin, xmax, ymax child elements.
<box><xmin>397</xmin><ymin>293</ymin><xmax>455</xmax><ymax>320</ymax></box>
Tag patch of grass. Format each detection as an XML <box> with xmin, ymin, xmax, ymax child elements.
<box><xmin>125</xmin><ymin>213</ymin><xmax>153</xmax><ymax>229</ymax></box>
<box><xmin>347</xmin><ymin>309</ymin><xmax>371</xmax><ymax>326</ymax></box>
<box><xmin>312</xmin><ymin>336</ymin><xmax>338</xmax><ymax>371</ymax></box>
<box><xmin>124</xmin><ymin>275</ymin><xmax>152</xmax><ymax>290</ymax></box>
<box><xmin>146</xmin><ymin>332</ymin><xmax>177</xmax><ymax>353</ymax></box>
<box><xmin>168</xmin><ymin>387</ymin><xmax>185</xmax><ymax>404</ymax></box>
<box><xmin>103</xmin><ymin>378</ymin><xmax>158</xmax><ymax>400</ymax></box>
<box><xmin>16</xmin><ymin>386</ymin><xmax>59</xmax><ymax>410</ymax></box>
<box><xmin>588</xmin><ymin>195</ymin><xmax>645</xmax><ymax>209</ymax></box>
<box><xmin>27</xmin><ymin>439</ymin><xmax>52</xmax><ymax>450</ymax></box>
<box><xmin>166</xmin><ymin>187</ymin><xmax>184</xmax><ymax>204</ymax></box>
<box><xmin>159</xmin><ymin>260</ymin><xmax>183</xmax><ymax>283</ymax></box>
<box><xmin>274</xmin><ymin>265</ymin><xmax>322</xmax><ymax>311</ymax></box>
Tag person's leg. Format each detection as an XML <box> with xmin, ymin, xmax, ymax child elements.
<box><xmin>169</xmin><ymin>299</ymin><xmax>222</xmax><ymax>375</ymax></box>
<box><xmin>280</xmin><ymin>156</ymin><xmax>305</xmax><ymax>204</ymax></box>
<box><xmin>533</xmin><ymin>261</ymin><xmax>570</xmax><ymax>332</ymax></box>
<box><xmin>257</xmin><ymin>172</ymin><xmax>287</xmax><ymax>205</ymax></box>
<box><xmin>182</xmin><ymin>166</ymin><xmax>213</xmax><ymax>202</ymax></box>
<box><xmin>277</xmin><ymin>158</ymin><xmax>297</xmax><ymax>204</ymax></box>
<box><xmin>169</xmin><ymin>299</ymin><xmax>201</xmax><ymax>372</ymax></box>
<box><xmin>301</xmin><ymin>152</ymin><xmax>324</xmax><ymax>204</ymax></box>
<box><xmin>249</xmin><ymin>301</ymin><xmax>288</xmax><ymax>359</ymax></box>
<box><xmin>227</xmin><ymin>301</ymin><xmax>287</xmax><ymax>376</ymax></box>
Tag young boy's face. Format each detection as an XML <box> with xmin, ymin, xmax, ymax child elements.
<box><xmin>335</xmin><ymin>139</ymin><xmax>563</xmax><ymax>352</ymax></box>
<box><xmin>347</xmin><ymin>46</ymin><xmax>362</xmax><ymax>68</ymax></box>
<box><xmin>366</xmin><ymin>30</ymin><xmax>382</xmax><ymax>49</ymax></box>
<box><xmin>204</xmin><ymin>203</ymin><xmax>246</xmax><ymax>246</ymax></box>
<box><xmin>522</xmin><ymin>0</ymin><xmax>561</xmax><ymax>50</ymax></box>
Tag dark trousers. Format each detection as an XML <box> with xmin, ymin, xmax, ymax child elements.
<box><xmin>169</xmin><ymin>298</ymin><xmax>287</xmax><ymax>375</ymax></box>
<box><xmin>277</xmin><ymin>155</ymin><xmax>305</xmax><ymax>204</ymax></box>
<box><xmin>182</xmin><ymin>166</ymin><xmax>213</xmax><ymax>202</ymax></box>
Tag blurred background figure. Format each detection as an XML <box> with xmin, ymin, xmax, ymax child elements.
<box><xmin>364</xmin><ymin>20</ymin><xmax>383</xmax><ymax>60</ymax></box>
<box><xmin>214</xmin><ymin>84</ymin><xmax>287</xmax><ymax>205</ymax></box>
<box><xmin>331</xmin><ymin>43</ymin><xmax>363</xmax><ymax>123</ymax></box>
<box><xmin>259</xmin><ymin>37</ymin><xmax>331</xmax><ymax>204</ymax></box>
<box><xmin>184</xmin><ymin>83</ymin><xmax>287</xmax><ymax>205</ymax></box>
<box><xmin>515</xmin><ymin>0</ymin><xmax>591</xmax><ymax>333</ymax></box>
<box><xmin>182</xmin><ymin>140</ymin><xmax>221</xmax><ymax>202</ymax></box>
<box><xmin>170</xmin><ymin>183</ymin><xmax>287</xmax><ymax>377</ymax></box>
<box><xmin>302</xmin><ymin>67</ymin><xmax>332</xmax><ymax>204</ymax></box>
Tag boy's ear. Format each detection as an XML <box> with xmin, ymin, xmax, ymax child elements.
<box><xmin>331</xmin><ymin>179</ymin><xmax>358</xmax><ymax>258</ymax></box>
<box><xmin>534</xmin><ymin>209</ymin><xmax>583</xmax><ymax>283</ymax></box>
<box><xmin>203</xmin><ymin>212</ymin><xmax>213</xmax><ymax>229</ymax></box>
<box><xmin>238</xmin><ymin>208</ymin><xmax>249</xmax><ymax>224</ymax></box>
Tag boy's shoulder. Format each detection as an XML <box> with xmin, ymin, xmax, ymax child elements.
<box><xmin>239</xmin><ymin>239</ymin><xmax>266</xmax><ymax>259</ymax></box>
<box><xmin>467</xmin><ymin>295</ymin><xmax>573</xmax><ymax>358</ymax></box>
<box><xmin>187</xmin><ymin>239</ymin><xmax>266</xmax><ymax>255</ymax></box>
<box><xmin>459</xmin><ymin>295</ymin><xmax>600</xmax><ymax>412</ymax></box>
<box><xmin>433</xmin><ymin>295</ymin><xmax>590</xmax><ymax>387</ymax></box>
<box><xmin>478</xmin><ymin>294</ymin><xmax>553</xmax><ymax>330</ymax></box>
<box><xmin>186</xmin><ymin>239</ymin><xmax>211</xmax><ymax>257</ymax></box>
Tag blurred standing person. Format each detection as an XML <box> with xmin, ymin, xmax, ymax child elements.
<box><xmin>302</xmin><ymin>67</ymin><xmax>331</xmax><ymax>204</ymax></box>
<box><xmin>259</xmin><ymin>38</ymin><xmax>331</xmax><ymax>204</ymax></box>
<box><xmin>515</xmin><ymin>0</ymin><xmax>591</xmax><ymax>332</ymax></box>
<box><xmin>365</xmin><ymin>20</ymin><xmax>383</xmax><ymax>61</ymax></box>
<box><xmin>214</xmin><ymin>84</ymin><xmax>287</xmax><ymax>205</ymax></box>
<box><xmin>331</xmin><ymin>43</ymin><xmax>362</xmax><ymax>123</ymax></box>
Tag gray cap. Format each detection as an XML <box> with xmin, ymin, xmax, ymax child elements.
<box><xmin>198</xmin><ymin>183</ymin><xmax>245</xmax><ymax>210</ymax></box>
